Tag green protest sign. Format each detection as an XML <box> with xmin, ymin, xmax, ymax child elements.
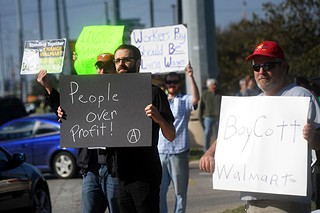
<box><xmin>74</xmin><ymin>25</ymin><xmax>124</xmax><ymax>75</ymax></box>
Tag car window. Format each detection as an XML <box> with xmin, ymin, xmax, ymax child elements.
<box><xmin>35</xmin><ymin>121</ymin><xmax>59</xmax><ymax>135</ymax></box>
<box><xmin>0</xmin><ymin>121</ymin><xmax>35</xmax><ymax>141</ymax></box>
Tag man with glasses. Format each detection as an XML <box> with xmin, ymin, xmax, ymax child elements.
<box><xmin>158</xmin><ymin>66</ymin><xmax>200</xmax><ymax>213</ymax></box>
<box><xmin>92</xmin><ymin>44</ymin><xmax>176</xmax><ymax>213</ymax></box>
<box><xmin>199</xmin><ymin>40</ymin><xmax>320</xmax><ymax>213</ymax></box>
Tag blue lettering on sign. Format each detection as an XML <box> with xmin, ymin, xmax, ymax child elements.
<box><xmin>173</xmin><ymin>27</ymin><xmax>187</xmax><ymax>44</ymax></box>
<box><xmin>132</xmin><ymin>30</ymin><xmax>170</xmax><ymax>43</ymax></box>
<box><xmin>141</xmin><ymin>59</ymin><xmax>161</xmax><ymax>69</ymax></box>
<box><xmin>164</xmin><ymin>56</ymin><xmax>186</xmax><ymax>68</ymax></box>
<box><xmin>168</xmin><ymin>43</ymin><xmax>184</xmax><ymax>55</ymax></box>
<box><xmin>139</xmin><ymin>44</ymin><xmax>163</xmax><ymax>57</ymax></box>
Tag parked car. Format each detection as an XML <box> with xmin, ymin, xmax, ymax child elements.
<box><xmin>0</xmin><ymin>146</ymin><xmax>52</xmax><ymax>212</ymax></box>
<box><xmin>0</xmin><ymin>113</ymin><xmax>78</xmax><ymax>179</ymax></box>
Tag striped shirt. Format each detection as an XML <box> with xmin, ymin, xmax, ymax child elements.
<box><xmin>158</xmin><ymin>93</ymin><xmax>194</xmax><ymax>154</ymax></box>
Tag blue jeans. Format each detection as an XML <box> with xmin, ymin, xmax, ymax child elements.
<box><xmin>99</xmin><ymin>165</ymin><xmax>120</xmax><ymax>213</ymax></box>
<box><xmin>203</xmin><ymin>117</ymin><xmax>218</xmax><ymax>152</ymax></box>
<box><xmin>82</xmin><ymin>166</ymin><xmax>107</xmax><ymax>213</ymax></box>
<box><xmin>159</xmin><ymin>151</ymin><xmax>189</xmax><ymax>213</ymax></box>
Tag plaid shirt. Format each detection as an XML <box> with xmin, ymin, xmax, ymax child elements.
<box><xmin>158</xmin><ymin>93</ymin><xmax>194</xmax><ymax>154</ymax></box>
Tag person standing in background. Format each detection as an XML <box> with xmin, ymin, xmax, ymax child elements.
<box><xmin>235</xmin><ymin>78</ymin><xmax>248</xmax><ymax>96</ymax></box>
<box><xmin>199</xmin><ymin>78</ymin><xmax>221</xmax><ymax>153</ymax></box>
<box><xmin>158</xmin><ymin>63</ymin><xmax>200</xmax><ymax>213</ymax></box>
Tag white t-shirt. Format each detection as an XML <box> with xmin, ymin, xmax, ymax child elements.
<box><xmin>241</xmin><ymin>83</ymin><xmax>320</xmax><ymax>204</ymax></box>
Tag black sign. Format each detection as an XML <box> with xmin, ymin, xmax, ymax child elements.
<box><xmin>60</xmin><ymin>73</ymin><xmax>152</xmax><ymax>148</ymax></box>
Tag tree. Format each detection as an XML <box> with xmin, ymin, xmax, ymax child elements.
<box><xmin>216</xmin><ymin>0</ymin><xmax>320</xmax><ymax>94</ymax></box>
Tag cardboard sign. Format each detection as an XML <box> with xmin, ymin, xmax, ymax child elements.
<box><xmin>60</xmin><ymin>73</ymin><xmax>152</xmax><ymax>148</ymax></box>
<box><xmin>213</xmin><ymin>96</ymin><xmax>310</xmax><ymax>196</ymax></box>
<box><xmin>74</xmin><ymin>25</ymin><xmax>124</xmax><ymax>75</ymax></box>
<box><xmin>20</xmin><ymin>38</ymin><xmax>66</xmax><ymax>74</ymax></box>
<box><xmin>131</xmin><ymin>24</ymin><xmax>188</xmax><ymax>74</ymax></box>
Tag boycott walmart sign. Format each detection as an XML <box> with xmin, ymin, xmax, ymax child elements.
<box><xmin>213</xmin><ymin>96</ymin><xmax>310</xmax><ymax>196</ymax></box>
<box><xmin>131</xmin><ymin>24</ymin><xmax>188</xmax><ymax>74</ymax></box>
<box><xmin>60</xmin><ymin>73</ymin><xmax>152</xmax><ymax>148</ymax></box>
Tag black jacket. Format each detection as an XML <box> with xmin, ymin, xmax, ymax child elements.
<box><xmin>45</xmin><ymin>88</ymin><xmax>93</xmax><ymax>174</ymax></box>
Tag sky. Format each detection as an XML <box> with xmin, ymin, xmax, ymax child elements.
<box><xmin>0</xmin><ymin>0</ymin><xmax>277</xmax><ymax>92</ymax></box>
<box><xmin>0</xmin><ymin>0</ymin><xmax>273</xmax><ymax>46</ymax></box>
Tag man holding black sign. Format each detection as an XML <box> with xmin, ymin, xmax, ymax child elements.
<box><xmin>100</xmin><ymin>44</ymin><xmax>175</xmax><ymax>213</ymax></box>
<box><xmin>58</xmin><ymin>44</ymin><xmax>176</xmax><ymax>213</ymax></box>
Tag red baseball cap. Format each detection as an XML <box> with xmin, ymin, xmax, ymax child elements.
<box><xmin>246</xmin><ymin>41</ymin><xmax>285</xmax><ymax>61</ymax></box>
<box><xmin>95</xmin><ymin>53</ymin><xmax>114</xmax><ymax>66</ymax></box>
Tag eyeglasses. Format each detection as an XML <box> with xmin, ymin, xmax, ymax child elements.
<box><xmin>166</xmin><ymin>80</ymin><xmax>180</xmax><ymax>85</ymax></box>
<box><xmin>252</xmin><ymin>62</ymin><xmax>282</xmax><ymax>72</ymax></box>
<box><xmin>113</xmin><ymin>57</ymin><xmax>135</xmax><ymax>64</ymax></box>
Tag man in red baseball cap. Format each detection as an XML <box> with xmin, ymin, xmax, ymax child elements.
<box><xmin>199</xmin><ymin>40</ymin><xmax>320</xmax><ymax>213</ymax></box>
<box><xmin>245</xmin><ymin>40</ymin><xmax>285</xmax><ymax>61</ymax></box>
<box><xmin>246</xmin><ymin>40</ymin><xmax>288</xmax><ymax>96</ymax></box>
<box><xmin>95</xmin><ymin>53</ymin><xmax>116</xmax><ymax>74</ymax></box>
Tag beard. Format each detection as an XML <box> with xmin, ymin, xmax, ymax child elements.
<box><xmin>117</xmin><ymin>62</ymin><xmax>137</xmax><ymax>73</ymax></box>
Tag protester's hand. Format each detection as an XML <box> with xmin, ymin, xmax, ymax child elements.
<box><xmin>185</xmin><ymin>62</ymin><xmax>193</xmax><ymax>78</ymax></box>
<box><xmin>72</xmin><ymin>51</ymin><xmax>77</xmax><ymax>61</ymax></box>
<box><xmin>144</xmin><ymin>104</ymin><xmax>162</xmax><ymax>123</ymax></box>
<box><xmin>37</xmin><ymin>70</ymin><xmax>49</xmax><ymax>87</ymax></box>
<box><xmin>57</xmin><ymin>106</ymin><xmax>67</xmax><ymax>123</ymax></box>
<box><xmin>199</xmin><ymin>153</ymin><xmax>215</xmax><ymax>174</ymax></box>
<box><xmin>303</xmin><ymin>123</ymin><xmax>316</xmax><ymax>144</ymax></box>
<box><xmin>37</xmin><ymin>70</ymin><xmax>53</xmax><ymax>93</ymax></box>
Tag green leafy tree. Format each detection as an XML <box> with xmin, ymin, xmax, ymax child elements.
<box><xmin>216</xmin><ymin>0</ymin><xmax>320</xmax><ymax>94</ymax></box>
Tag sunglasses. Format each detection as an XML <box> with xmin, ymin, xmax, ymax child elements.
<box><xmin>113</xmin><ymin>57</ymin><xmax>135</xmax><ymax>64</ymax></box>
<box><xmin>252</xmin><ymin>61</ymin><xmax>282</xmax><ymax>72</ymax></box>
<box><xmin>166</xmin><ymin>80</ymin><xmax>180</xmax><ymax>85</ymax></box>
<box><xmin>95</xmin><ymin>62</ymin><xmax>105</xmax><ymax>70</ymax></box>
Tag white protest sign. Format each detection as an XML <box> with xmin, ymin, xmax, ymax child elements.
<box><xmin>213</xmin><ymin>96</ymin><xmax>310</xmax><ymax>196</ymax></box>
<box><xmin>20</xmin><ymin>38</ymin><xmax>66</xmax><ymax>74</ymax></box>
<box><xmin>131</xmin><ymin>24</ymin><xmax>188</xmax><ymax>74</ymax></box>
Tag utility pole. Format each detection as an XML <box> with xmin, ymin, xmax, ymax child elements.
<box><xmin>0</xmin><ymin>11</ymin><xmax>4</xmax><ymax>96</ymax></box>
<box><xmin>55</xmin><ymin>0</ymin><xmax>61</xmax><ymax>38</ymax></box>
<box><xmin>38</xmin><ymin>0</ymin><xmax>43</xmax><ymax>39</ymax></box>
<box><xmin>16</xmin><ymin>0</ymin><xmax>27</xmax><ymax>102</ymax></box>
<box><xmin>177</xmin><ymin>0</ymin><xmax>182</xmax><ymax>24</ymax></box>
<box><xmin>109</xmin><ymin>0</ymin><xmax>120</xmax><ymax>25</ymax></box>
<box><xmin>149</xmin><ymin>0</ymin><xmax>154</xmax><ymax>27</ymax></box>
<box><xmin>171</xmin><ymin>4</ymin><xmax>176</xmax><ymax>25</ymax></box>
<box><xmin>105</xmin><ymin>1</ymin><xmax>110</xmax><ymax>24</ymax></box>
<box><xmin>61</xmin><ymin>0</ymin><xmax>72</xmax><ymax>74</ymax></box>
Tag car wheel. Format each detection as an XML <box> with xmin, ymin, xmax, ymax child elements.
<box><xmin>52</xmin><ymin>151</ymin><xmax>76</xmax><ymax>178</ymax></box>
<box><xmin>32</xmin><ymin>185</ymin><xmax>52</xmax><ymax>213</ymax></box>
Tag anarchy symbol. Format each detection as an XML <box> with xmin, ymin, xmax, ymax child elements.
<box><xmin>127</xmin><ymin>129</ymin><xmax>141</xmax><ymax>144</ymax></box>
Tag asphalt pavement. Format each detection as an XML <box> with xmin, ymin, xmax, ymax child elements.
<box><xmin>47</xmin><ymin>160</ymin><xmax>243</xmax><ymax>213</ymax></box>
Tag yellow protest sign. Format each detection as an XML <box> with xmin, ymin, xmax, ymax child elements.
<box><xmin>74</xmin><ymin>25</ymin><xmax>124</xmax><ymax>75</ymax></box>
<box><xmin>20</xmin><ymin>38</ymin><xmax>66</xmax><ymax>74</ymax></box>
